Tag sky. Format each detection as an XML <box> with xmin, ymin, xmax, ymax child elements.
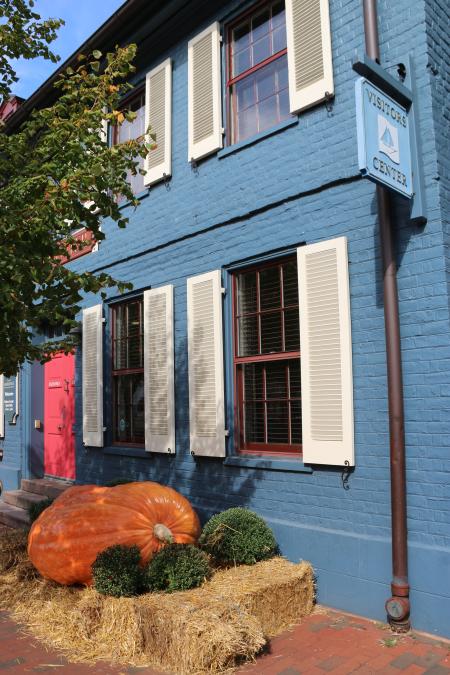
<box><xmin>11</xmin><ymin>0</ymin><xmax>126</xmax><ymax>99</ymax></box>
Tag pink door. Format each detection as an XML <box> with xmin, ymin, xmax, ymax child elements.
<box><xmin>44</xmin><ymin>353</ymin><xmax>76</xmax><ymax>480</ymax></box>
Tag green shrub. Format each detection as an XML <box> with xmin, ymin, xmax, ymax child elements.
<box><xmin>144</xmin><ymin>544</ymin><xmax>211</xmax><ymax>593</ymax></box>
<box><xmin>28</xmin><ymin>497</ymin><xmax>54</xmax><ymax>524</ymax></box>
<box><xmin>199</xmin><ymin>507</ymin><xmax>277</xmax><ymax>565</ymax></box>
<box><xmin>92</xmin><ymin>544</ymin><xmax>142</xmax><ymax>597</ymax></box>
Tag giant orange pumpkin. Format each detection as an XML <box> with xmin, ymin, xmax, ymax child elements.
<box><xmin>27</xmin><ymin>482</ymin><xmax>201</xmax><ymax>586</ymax></box>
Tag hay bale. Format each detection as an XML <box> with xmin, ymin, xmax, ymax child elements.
<box><xmin>208</xmin><ymin>557</ymin><xmax>315</xmax><ymax>636</ymax></box>
<box><xmin>0</xmin><ymin>527</ymin><xmax>313</xmax><ymax>673</ymax></box>
<box><xmin>0</xmin><ymin>527</ymin><xmax>28</xmax><ymax>574</ymax></box>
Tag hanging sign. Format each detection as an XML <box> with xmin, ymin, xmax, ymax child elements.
<box><xmin>355</xmin><ymin>78</ymin><xmax>413</xmax><ymax>198</ymax></box>
<box><xmin>3</xmin><ymin>375</ymin><xmax>19</xmax><ymax>425</ymax></box>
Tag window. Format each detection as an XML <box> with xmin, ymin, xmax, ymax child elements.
<box><xmin>227</xmin><ymin>1</ymin><xmax>290</xmax><ymax>144</ymax></box>
<box><xmin>113</xmin><ymin>91</ymin><xmax>146</xmax><ymax>198</ymax></box>
<box><xmin>112</xmin><ymin>298</ymin><xmax>145</xmax><ymax>445</ymax></box>
<box><xmin>233</xmin><ymin>257</ymin><xmax>301</xmax><ymax>454</ymax></box>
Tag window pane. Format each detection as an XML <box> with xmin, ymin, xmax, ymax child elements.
<box><xmin>277</xmin><ymin>55</ymin><xmax>289</xmax><ymax>90</ymax></box>
<box><xmin>258</xmin><ymin>95</ymin><xmax>278</xmax><ymax>133</ymax></box>
<box><xmin>272</xmin><ymin>25</ymin><xmax>287</xmax><ymax>52</ymax></box>
<box><xmin>234</xmin><ymin>47</ymin><xmax>251</xmax><ymax>76</ymax></box>
<box><xmin>244</xmin><ymin>402</ymin><xmax>265</xmax><ymax>443</ymax></box>
<box><xmin>114</xmin><ymin>373</ymin><xmax>144</xmax><ymax>444</ymax></box>
<box><xmin>243</xmin><ymin>363</ymin><xmax>264</xmax><ymax>400</ymax></box>
<box><xmin>237</xmin><ymin>104</ymin><xmax>258</xmax><ymax>142</ymax></box>
<box><xmin>259</xmin><ymin>266</ymin><xmax>281</xmax><ymax>310</ymax></box>
<box><xmin>114</xmin><ymin>305</ymin><xmax>126</xmax><ymax>369</ymax></box>
<box><xmin>282</xmin><ymin>259</ymin><xmax>298</xmax><ymax>306</ymax></box>
<box><xmin>238</xmin><ymin>315</ymin><xmax>259</xmax><ymax>356</ymax></box>
<box><xmin>128</xmin><ymin>335</ymin><xmax>143</xmax><ymax>369</ymax></box>
<box><xmin>235</xmin><ymin>77</ymin><xmax>256</xmax><ymax>112</ymax></box>
<box><xmin>265</xmin><ymin>361</ymin><xmax>287</xmax><ymax>399</ymax></box>
<box><xmin>256</xmin><ymin>62</ymin><xmax>276</xmax><ymax>102</ymax></box>
<box><xmin>252</xmin><ymin>35</ymin><xmax>271</xmax><ymax>65</ymax></box>
<box><xmin>279</xmin><ymin>89</ymin><xmax>290</xmax><ymax>119</ymax></box>
<box><xmin>252</xmin><ymin>9</ymin><xmax>270</xmax><ymax>41</ymax></box>
<box><xmin>272</xmin><ymin>2</ymin><xmax>285</xmax><ymax>29</ymax></box>
<box><xmin>116</xmin><ymin>95</ymin><xmax>145</xmax><ymax>198</ymax></box>
<box><xmin>131</xmin><ymin>374</ymin><xmax>145</xmax><ymax>441</ymax></box>
<box><xmin>127</xmin><ymin>302</ymin><xmax>141</xmax><ymax>335</ymax></box>
<box><xmin>289</xmin><ymin>360</ymin><xmax>301</xmax><ymax>398</ymax></box>
<box><xmin>113</xmin><ymin>299</ymin><xmax>143</xmax><ymax>370</ymax></box>
<box><xmin>267</xmin><ymin>401</ymin><xmax>289</xmax><ymax>442</ymax></box>
<box><xmin>237</xmin><ymin>271</ymin><xmax>257</xmax><ymax>315</ymax></box>
<box><xmin>290</xmin><ymin>399</ymin><xmax>302</xmax><ymax>443</ymax></box>
<box><xmin>261</xmin><ymin>311</ymin><xmax>282</xmax><ymax>353</ymax></box>
<box><xmin>114</xmin><ymin>339</ymin><xmax>127</xmax><ymax>370</ymax></box>
<box><xmin>233</xmin><ymin>22</ymin><xmax>251</xmax><ymax>53</ymax></box>
<box><xmin>284</xmin><ymin>308</ymin><xmax>300</xmax><ymax>351</ymax></box>
<box><xmin>115</xmin><ymin>375</ymin><xmax>131</xmax><ymax>443</ymax></box>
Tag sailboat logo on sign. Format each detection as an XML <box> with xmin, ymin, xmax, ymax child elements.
<box><xmin>378</xmin><ymin>115</ymin><xmax>400</xmax><ymax>164</ymax></box>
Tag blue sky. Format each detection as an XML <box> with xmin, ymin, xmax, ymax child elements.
<box><xmin>12</xmin><ymin>0</ymin><xmax>125</xmax><ymax>99</ymax></box>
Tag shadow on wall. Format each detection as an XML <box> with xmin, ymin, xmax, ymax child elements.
<box><xmin>372</xmin><ymin>191</ymin><xmax>426</xmax><ymax>311</ymax></box>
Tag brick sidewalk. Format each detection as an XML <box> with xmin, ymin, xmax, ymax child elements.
<box><xmin>1</xmin><ymin>608</ymin><xmax>449</xmax><ymax>674</ymax></box>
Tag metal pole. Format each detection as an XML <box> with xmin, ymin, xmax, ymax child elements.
<box><xmin>363</xmin><ymin>0</ymin><xmax>410</xmax><ymax>631</ymax></box>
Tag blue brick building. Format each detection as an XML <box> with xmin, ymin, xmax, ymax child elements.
<box><xmin>1</xmin><ymin>0</ymin><xmax>449</xmax><ymax>638</ymax></box>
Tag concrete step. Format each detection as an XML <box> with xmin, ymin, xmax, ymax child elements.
<box><xmin>21</xmin><ymin>478</ymin><xmax>73</xmax><ymax>499</ymax></box>
<box><xmin>3</xmin><ymin>489</ymin><xmax>49</xmax><ymax>511</ymax></box>
<box><xmin>0</xmin><ymin>502</ymin><xmax>30</xmax><ymax>529</ymax></box>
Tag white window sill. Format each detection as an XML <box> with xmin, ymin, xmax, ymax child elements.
<box><xmin>224</xmin><ymin>455</ymin><xmax>312</xmax><ymax>473</ymax></box>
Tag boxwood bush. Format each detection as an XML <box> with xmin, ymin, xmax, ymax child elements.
<box><xmin>92</xmin><ymin>544</ymin><xmax>142</xmax><ymax>597</ymax></box>
<box><xmin>143</xmin><ymin>544</ymin><xmax>211</xmax><ymax>593</ymax></box>
<box><xmin>199</xmin><ymin>507</ymin><xmax>277</xmax><ymax>565</ymax></box>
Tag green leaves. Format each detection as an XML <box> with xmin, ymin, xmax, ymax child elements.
<box><xmin>0</xmin><ymin>0</ymin><xmax>64</xmax><ymax>100</ymax></box>
<box><xmin>0</xmin><ymin>21</ymin><xmax>148</xmax><ymax>373</ymax></box>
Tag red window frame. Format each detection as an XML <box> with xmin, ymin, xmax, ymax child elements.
<box><xmin>226</xmin><ymin>0</ymin><xmax>289</xmax><ymax>145</ymax></box>
<box><xmin>232</xmin><ymin>257</ymin><xmax>302</xmax><ymax>456</ymax></box>
<box><xmin>111</xmin><ymin>297</ymin><xmax>145</xmax><ymax>447</ymax></box>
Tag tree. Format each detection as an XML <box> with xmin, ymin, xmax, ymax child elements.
<box><xmin>0</xmin><ymin>1</ymin><xmax>150</xmax><ymax>376</ymax></box>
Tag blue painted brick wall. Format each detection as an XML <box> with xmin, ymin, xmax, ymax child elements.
<box><xmin>3</xmin><ymin>0</ymin><xmax>449</xmax><ymax>638</ymax></box>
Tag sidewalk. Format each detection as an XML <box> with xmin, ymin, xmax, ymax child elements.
<box><xmin>1</xmin><ymin>607</ymin><xmax>449</xmax><ymax>674</ymax></box>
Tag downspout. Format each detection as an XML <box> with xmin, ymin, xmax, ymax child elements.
<box><xmin>362</xmin><ymin>0</ymin><xmax>410</xmax><ymax>631</ymax></box>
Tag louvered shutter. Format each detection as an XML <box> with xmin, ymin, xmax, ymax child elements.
<box><xmin>82</xmin><ymin>304</ymin><xmax>103</xmax><ymax>447</ymax></box>
<box><xmin>297</xmin><ymin>237</ymin><xmax>354</xmax><ymax>465</ymax></box>
<box><xmin>188</xmin><ymin>22</ymin><xmax>223</xmax><ymax>162</ymax></box>
<box><xmin>0</xmin><ymin>375</ymin><xmax>4</xmax><ymax>439</ymax></box>
<box><xmin>144</xmin><ymin>285</ymin><xmax>175</xmax><ymax>453</ymax></box>
<box><xmin>145</xmin><ymin>58</ymin><xmax>172</xmax><ymax>186</ymax></box>
<box><xmin>187</xmin><ymin>270</ymin><xmax>225</xmax><ymax>457</ymax></box>
<box><xmin>285</xmin><ymin>0</ymin><xmax>334</xmax><ymax>113</ymax></box>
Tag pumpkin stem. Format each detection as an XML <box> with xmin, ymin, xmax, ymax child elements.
<box><xmin>154</xmin><ymin>523</ymin><xmax>173</xmax><ymax>543</ymax></box>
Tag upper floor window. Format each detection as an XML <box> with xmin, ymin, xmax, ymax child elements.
<box><xmin>112</xmin><ymin>297</ymin><xmax>145</xmax><ymax>445</ymax></box>
<box><xmin>113</xmin><ymin>91</ymin><xmax>146</xmax><ymax>198</ymax></box>
<box><xmin>227</xmin><ymin>1</ymin><xmax>290</xmax><ymax>145</ymax></box>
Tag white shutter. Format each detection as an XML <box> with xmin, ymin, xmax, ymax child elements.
<box><xmin>144</xmin><ymin>58</ymin><xmax>172</xmax><ymax>186</ymax></box>
<box><xmin>298</xmin><ymin>237</ymin><xmax>354</xmax><ymax>465</ymax></box>
<box><xmin>187</xmin><ymin>271</ymin><xmax>225</xmax><ymax>457</ymax></box>
<box><xmin>286</xmin><ymin>0</ymin><xmax>334</xmax><ymax>113</ymax></box>
<box><xmin>188</xmin><ymin>22</ymin><xmax>223</xmax><ymax>162</ymax></box>
<box><xmin>144</xmin><ymin>285</ymin><xmax>175</xmax><ymax>453</ymax></box>
<box><xmin>82</xmin><ymin>304</ymin><xmax>103</xmax><ymax>447</ymax></box>
<box><xmin>0</xmin><ymin>375</ymin><xmax>4</xmax><ymax>439</ymax></box>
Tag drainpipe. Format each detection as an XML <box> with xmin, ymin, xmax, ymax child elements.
<box><xmin>362</xmin><ymin>0</ymin><xmax>410</xmax><ymax>631</ymax></box>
